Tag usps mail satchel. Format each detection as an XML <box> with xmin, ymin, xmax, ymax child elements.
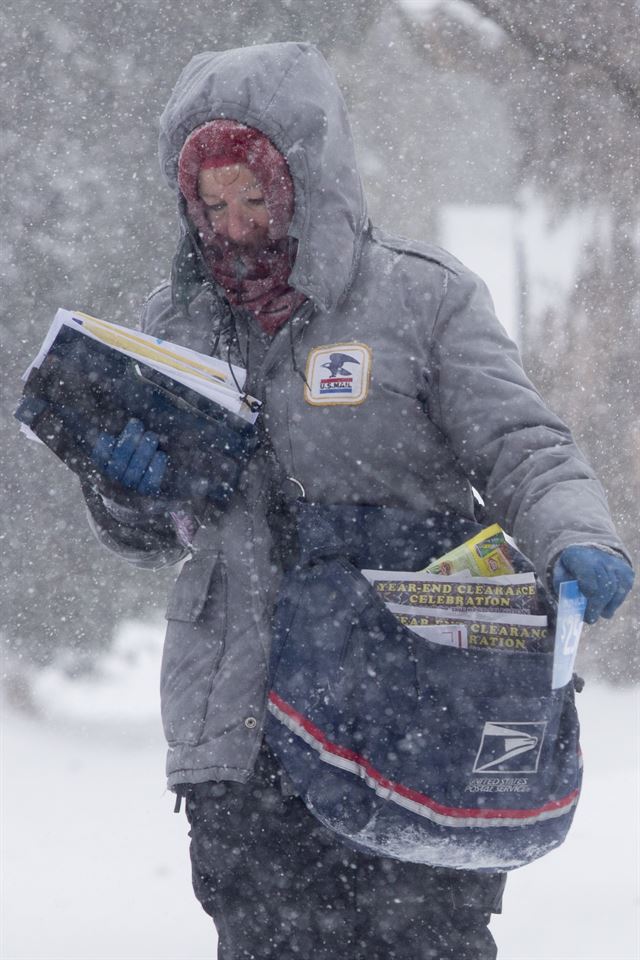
<box><xmin>265</xmin><ymin>503</ymin><xmax>582</xmax><ymax>872</ymax></box>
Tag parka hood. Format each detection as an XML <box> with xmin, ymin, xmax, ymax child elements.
<box><xmin>158</xmin><ymin>42</ymin><xmax>368</xmax><ymax>312</ymax></box>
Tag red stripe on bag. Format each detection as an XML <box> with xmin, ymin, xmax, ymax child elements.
<box><xmin>268</xmin><ymin>690</ymin><xmax>579</xmax><ymax>826</ymax></box>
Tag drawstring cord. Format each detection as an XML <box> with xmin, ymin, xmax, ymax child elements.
<box><xmin>223</xmin><ymin>304</ymin><xmax>263</xmax><ymax>413</ymax></box>
<box><xmin>178</xmin><ymin>217</ymin><xmax>257</xmax><ymax>412</ymax></box>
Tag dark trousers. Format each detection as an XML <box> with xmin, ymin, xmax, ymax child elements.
<box><xmin>183</xmin><ymin>742</ymin><xmax>505</xmax><ymax>960</ymax></box>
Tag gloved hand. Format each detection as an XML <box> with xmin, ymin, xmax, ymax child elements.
<box><xmin>91</xmin><ymin>418</ymin><xmax>168</xmax><ymax>496</ymax></box>
<box><xmin>552</xmin><ymin>545</ymin><xmax>634</xmax><ymax>624</ymax></box>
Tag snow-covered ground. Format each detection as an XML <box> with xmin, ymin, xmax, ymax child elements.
<box><xmin>2</xmin><ymin>619</ymin><xmax>639</xmax><ymax>960</ymax></box>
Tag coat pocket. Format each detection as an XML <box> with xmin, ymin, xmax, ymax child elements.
<box><xmin>165</xmin><ymin>552</ymin><xmax>221</xmax><ymax>622</ymax></box>
<box><xmin>161</xmin><ymin>553</ymin><xmax>227</xmax><ymax>746</ymax></box>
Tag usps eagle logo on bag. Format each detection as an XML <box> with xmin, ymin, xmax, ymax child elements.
<box><xmin>304</xmin><ymin>343</ymin><xmax>372</xmax><ymax>406</ymax></box>
<box><xmin>472</xmin><ymin>721</ymin><xmax>547</xmax><ymax>774</ymax></box>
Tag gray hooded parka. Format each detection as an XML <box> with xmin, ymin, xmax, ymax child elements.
<box><xmin>84</xmin><ymin>43</ymin><xmax>629</xmax><ymax>789</ymax></box>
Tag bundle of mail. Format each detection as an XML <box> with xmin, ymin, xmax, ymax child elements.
<box><xmin>20</xmin><ymin>308</ymin><xmax>260</xmax><ymax>435</ymax></box>
<box><xmin>15</xmin><ymin>309</ymin><xmax>261</xmax><ymax>508</ymax></box>
<box><xmin>362</xmin><ymin>524</ymin><xmax>551</xmax><ymax>653</ymax></box>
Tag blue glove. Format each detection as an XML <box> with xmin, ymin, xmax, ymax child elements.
<box><xmin>552</xmin><ymin>545</ymin><xmax>634</xmax><ymax>624</ymax></box>
<box><xmin>91</xmin><ymin>418</ymin><xmax>168</xmax><ymax>496</ymax></box>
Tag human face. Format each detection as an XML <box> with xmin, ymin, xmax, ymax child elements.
<box><xmin>198</xmin><ymin>164</ymin><xmax>270</xmax><ymax>248</ymax></box>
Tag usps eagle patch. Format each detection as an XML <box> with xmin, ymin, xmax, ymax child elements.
<box><xmin>304</xmin><ymin>342</ymin><xmax>372</xmax><ymax>406</ymax></box>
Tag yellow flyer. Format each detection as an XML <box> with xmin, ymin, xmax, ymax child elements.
<box><xmin>423</xmin><ymin>524</ymin><xmax>515</xmax><ymax>577</ymax></box>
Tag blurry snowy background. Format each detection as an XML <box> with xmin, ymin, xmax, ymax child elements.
<box><xmin>1</xmin><ymin>1</ymin><xmax>638</xmax><ymax>957</ymax></box>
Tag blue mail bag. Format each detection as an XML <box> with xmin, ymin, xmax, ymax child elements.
<box><xmin>265</xmin><ymin>503</ymin><xmax>583</xmax><ymax>872</ymax></box>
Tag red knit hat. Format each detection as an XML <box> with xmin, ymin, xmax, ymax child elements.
<box><xmin>177</xmin><ymin>119</ymin><xmax>294</xmax><ymax>240</ymax></box>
